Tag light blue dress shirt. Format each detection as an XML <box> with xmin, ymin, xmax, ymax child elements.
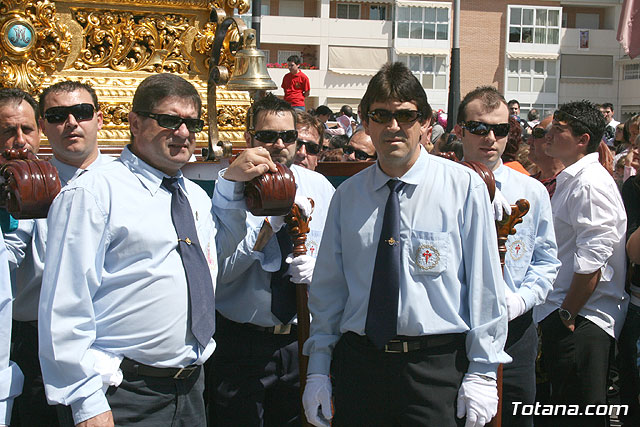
<box><xmin>0</xmin><ymin>233</ymin><xmax>24</xmax><ymax>425</ymax></box>
<box><xmin>217</xmin><ymin>164</ymin><xmax>335</xmax><ymax>326</ymax></box>
<box><xmin>493</xmin><ymin>163</ymin><xmax>561</xmax><ymax>313</ymax></box>
<box><xmin>303</xmin><ymin>148</ymin><xmax>511</xmax><ymax>378</ymax></box>
<box><xmin>4</xmin><ymin>154</ymin><xmax>114</xmax><ymax>322</ymax></box>
<box><xmin>38</xmin><ymin>146</ymin><xmax>247</xmax><ymax>424</ymax></box>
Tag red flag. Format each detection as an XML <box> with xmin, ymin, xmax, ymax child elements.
<box><xmin>618</xmin><ymin>0</ymin><xmax>640</xmax><ymax>58</ymax></box>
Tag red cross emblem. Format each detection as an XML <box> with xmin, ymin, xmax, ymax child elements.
<box><xmin>310</xmin><ymin>246</ymin><xmax>315</xmax><ymax>255</ymax></box>
<box><xmin>423</xmin><ymin>250</ymin><xmax>432</xmax><ymax>264</ymax></box>
<box><xmin>515</xmin><ymin>244</ymin><xmax>521</xmax><ymax>255</ymax></box>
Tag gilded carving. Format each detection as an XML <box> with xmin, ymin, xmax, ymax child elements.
<box><xmin>217</xmin><ymin>104</ymin><xmax>247</xmax><ymax>129</ymax></box>
<box><xmin>100</xmin><ymin>102</ymin><xmax>131</xmax><ymax>126</ymax></box>
<box><xmin>0</xmin><ymin>0</ymin><xmax>71</xmax><ymax>92</ymax></box>
<box><xmin>71</xmin><ymin>9</ymin><xmax>199</xmax><ymax>74</ymax></box>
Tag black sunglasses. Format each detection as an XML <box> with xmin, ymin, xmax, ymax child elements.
<box><xmin>368</xmin><ymin>109</ymin><xmax>422</xmax><ymax>124</ymax></box>
<box><xmin>531</xmin><ymin>127</ymin><xmax>548</xmax><ymax>139</ymax></box>
<box><xmin>250</xmin><ymin>130</ymin><xmax>298</xmax><ymax>144</ymax></box>
<box><xmin>461</xmin><ymin>121</ymin><xmax>510</xmax><ymax>138</ymax></box>
<box><xmin>553</xmin><ymin>110</ymin><xmax>597</xmax><ymax>135</ymax></box>
<box><xmin>136</xmin><ymin>111</ymin><xmax>204</xmax><ymax>133</ymax></box>
<box><xmin>296</xmin><ymin>139</ymin><xmax>322</xmax><ymax>155</ymax></box>
<box><xmin>344</xmin><ymin>146</ymin><xmax>376</xmax><ymax>160</ymax></box>
<box><xmin>44</xmin><ymin>103</ymin><xmax>95</xmax><ymax>124</ymax></box>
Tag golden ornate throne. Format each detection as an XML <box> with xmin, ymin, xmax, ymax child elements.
<box><xmin>0</xmin><ymin>0</ymin><xmax>252</xmax><ymax>152</ymax></box>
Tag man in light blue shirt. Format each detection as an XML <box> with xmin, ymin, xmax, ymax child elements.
<box><xmin>0</xmin><ymin>233</ymin><xmax>24</xmax><ymax>427</ymax></box>
<box><xmin>38</xmin><ymin>74</ymin><xmax>277</xmax><ymax>427</ymax></box>
<box><xmin>209</xmin><ymin>93</ymin><xmax>335</xmax><ymax>426</ymax></box>
<box><xmin>454</xmin><ymin>86</ymin><xmax>560</xmax><ymax>427</ymax></box>
<box><xmin>302</xmin><ymin>62</ymin><xmax>510</xmax><ymax>427</ymax></box>
<box><xmin>3</xmin><ymin>81</ymin><xmax>113</xmax><ymax>427</ymax></box>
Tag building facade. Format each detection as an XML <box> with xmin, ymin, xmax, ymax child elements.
<box><xmin>250</xmin><ymin>0</ymin><xmax>636</xmax><ymax>122</ymax></box>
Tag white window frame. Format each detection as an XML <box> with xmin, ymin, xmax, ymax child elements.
<box><xmin>369</xmin><ymin>4</ymin><xmax>387</xmax><ymax>21</ymax></box>
<box><xmin>398</xmin><ymin>54</ymin><xmax>448</xmax><ymax>90</ymax></box>
<box><xmin>396</xmin><ymin>6</ymin><xmax>449</xmax><ymax>41</ymax></box>
<box><xmin>624</xmin><ymin>63</ymin><xmax>640</xmax><ymax>80</ymax></box>
<box><xmin>508</xmin><ymin>6</ymin><xmax>561</xmax><ymax>45</ymax></box>
<box><xmin>337</xmin><ymin>3</ymin><xmax>360</xmax><ymax>20</ymax></box>
<box><xmin>506</xmin><ymin>58</ymin><xmax>558</xmax><ymax>94</ymax></box>
<box><xmin>278</xmin><ymin>50</ymin><xmax>302</xmax><ymax>65</ymax></box>
<box><xmin>520</xmin><ymin>103</ymin><xmax>557</xmax><ymax>119</ymax></box>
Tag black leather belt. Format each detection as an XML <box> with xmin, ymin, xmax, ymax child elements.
<box><xmin>240</xmin><ymin>322</ymin><xmax>296</xmax><ymax>335</ymax></box>
<box><xmin>120</xmin><ymin>358</ymin><xmax>200</xmax><ymax>380</ymax></box>
<box><xmin>345</xmin><ymin>331</ymin><xmax>464</xmax><ymax>353</ymax></box>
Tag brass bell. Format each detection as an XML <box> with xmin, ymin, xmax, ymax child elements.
<box><xmin>227</xmin><ymin>29</ymin><xmax>277</xmax><ymax>92</ymax></box>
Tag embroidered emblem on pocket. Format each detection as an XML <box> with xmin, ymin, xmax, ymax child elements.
<box><xmin>508</xmin><ymin>239</ymin><xmax>526</xmax><ymax>261</ymax></box>
<box><xmin>416</xmin><ymin>244</ymin><xmax>440</xmax><ymax>271</ymax></box>
<box><xmin>306</xmin><ymin>240</ymin><xmax>319</xmax><ymax>257</ymax></box>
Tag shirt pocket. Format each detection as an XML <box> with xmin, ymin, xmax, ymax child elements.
<box><xmin>408</xmin><ymin>230</ymin><xmax>449</xmax><ymax>276</ymax></box>
<box><xmin>504</xmin><ymin>229</ymin><xmax>535</xmax><ymax>275</ymax></box>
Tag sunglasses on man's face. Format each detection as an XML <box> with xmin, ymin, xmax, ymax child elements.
<box><xmin>136</xmin><ymin>111</ymin><xmax>204</xmax><ymax>133</ymax></box>
<box><xmin>296</xmin><ymin>139</ymin><xmax>322</xmax><ymax>155</ymax></box>
<box><xmin>343</xmin><ymin>146</ymin><xmax>376</xmax><ymax>160</ymax></box>
<box><xmin>44</xmin><ymin>103</ymin><xmax>95</xmax><ymax>124</ymax></box>
<box><xmin>531</xmin><ymin>127</ymin><xmax>548</xmax><ymax>139</ymax></box>
<box><xmin>552</xmin><ymin>110</ymin><xmax>597</xmax><ymax>136</ymax></box>
<box><xmin>250</xmin><ymin>130</ymin><xmax>298</xmax><ymax>144</ymax></box>
<box><xmin>367</xmin><ymin>109</ymin><xmax>422</xmax><ymax>124</ymax></box>
<box><xmin>461</xmin><ymin>121</ymin><xmax>510</xmax><ymax>138</ymax></box>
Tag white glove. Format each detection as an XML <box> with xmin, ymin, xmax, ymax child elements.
<box><xmin>456</xmin><ymin>373</ymin><xmax>499</xmax><ymax>427</ymax></box>
<box><xmin>286</xmin><ymin>254</ymin><xmax>315</xmax><ymax>285</ymax></box>
<box><xmin>505</xmin><ymin>288</ymin><xmax>527</xmax><ymax>321</ymax></box>
<box><xmin>267</xmin><ymin>194</ymin><xmax>314</xmax><ymax>232</ymax></box>
<box><xmin>492</xmin><ymin>188</ymin><xmax>512</xmax><ymax>221</ymax></box>
<box><xmin>302</xmin><ymin>374</ymin><xmax>333</xmax><ymax>427</ymax></box>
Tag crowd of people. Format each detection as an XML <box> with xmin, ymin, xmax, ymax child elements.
<box><xmin>0</xmin><ymin>59</ymin><xmax>637</xmax><ymax>427</ymax></box>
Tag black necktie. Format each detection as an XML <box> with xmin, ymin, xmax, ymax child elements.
<box><xmin>162</xmin><ymin>177</ymin><xmax>216</xmax><ymax>348</ymax></box>
<box><xmin>270</xmin><ymin>228</ymin><xmax>296</xmax><ymax>324</ymax></box>
<box><xmin>365</xmin><ymin>179</ymin><xmax>404</xmax><ymax>349</ymax></box>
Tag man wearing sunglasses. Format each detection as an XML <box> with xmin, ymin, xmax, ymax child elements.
<box><xmin>293</xmin><ymin>111</ymin><xmax>324</xmax><ymax>171</ymax></box>
<box><xmin>38</xmin><ymin>74</ymin><xmax>274</xmax><ymax>427</ymax></box>
<box><xmin>343</xmin><ymin>129</ymin><xmax>376</xmax><ymax>162</ymax></box>
<box><xmin>528</xmin><ymin>116</ymin><xmax>564</xmax><ymax>197</ymax></box>
<box><xmin>209</xmin><ymin>93</ymin><xmax>335</xmax><ymax>426</ymax></box>
<box><xmin>455</xmin><ymin>86</ymin><xmax>560</xmax><ymax>427</ymax></box>
<box><xmin>535</xmin><ymin>101</ymin><xmax>627</xmax><ymax>427</ymax></box>
<box><xmin>2</xmin><ymin>81</ymin><xmax>115</xmax><ymax>427</ymax></box>
<box><xmin>302</xmin><ymin>62</ymin><xmax>509</xmax><ymax>427</ymax></box>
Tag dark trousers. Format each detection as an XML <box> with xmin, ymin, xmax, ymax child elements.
<box><xmin>502</xmin><ymin>311</ymin><xmax>537</xmax><ymax>427</ymax></box>
<box><xmin>540</xmin><ymin>311</ymin><xmax>614</xmax><ymax>427</ymax></box>
<box><xmin>10</xmin><ymin>320</ymin><xmax>60</xmax><ymax>427</ymax></box>
<box><xmin>58</xmin><ymin>365</ymin><xmax>206</xmax><ymax>427</ymax></box>
<box><xmin>618</xmin><ymin>302</ymin><xmax>640</xmax><ymax>426</ymax></box>
<box><xmin>206</xmin><ymin>314</ymin><xmax>300</xmax><ymax>427</ymax></box>
<box><xmin>331</xmin><ymin>332</ymin><xmax>467</xmax><ymax>427</ymax></box>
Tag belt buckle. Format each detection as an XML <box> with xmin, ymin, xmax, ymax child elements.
<box><xmin>384</xmin><ymin>341</ymin><xmax>409</xmax><ymax>353</ymax></box>
<box><xmin>273</xmin><ymin>324</ymin><xmax>291</xmax><ymax>335</ymax></box>
<box><xmin>173</xmin><ymin>366</ymin><xmax>195</xmax><ymax>380</ymax></box>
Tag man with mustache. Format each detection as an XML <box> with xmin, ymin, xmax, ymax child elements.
<box><xmin>302</xmin><ymin>62</ymin><xmax>510</xmax><ymax>427</ymax></box>
<box><xmin>455</xmin><ymin>86</ymin><xmax>560</xmax><ymax>427</ymax></box>
<box><xmin>208</xmin><ymin>93</ymin><xmax>335</xmax><ymax>426</ymax></box>
<box><xmin>3</xmin><ymin>81</ymin><xmax>114</xmax><ymax>427</ymax></box>
<box><xmin>38</xmin><ymin>74</ymin><xmax>273</xmax><ymax>427</ymax></box>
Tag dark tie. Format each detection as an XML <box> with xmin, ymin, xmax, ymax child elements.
<box><xmin>162</xmin><ymin>177</ymin><xmax>216</xmax><ymax>348</ymax></box>
<box><xmin>270</xmin><ymin>228</ymin><xmax>297</xmax><ymax>324</ymax></box>
<box><xmin>365</xmin><ymin>179</ymin><xmax>404</xmax><ymax>349</ymax></box>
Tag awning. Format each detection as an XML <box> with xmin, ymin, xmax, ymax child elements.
<box><xmin>396</xmin><ymin>1</ymin><xmax>451</xmax><ymax>8</ymax></box>
<box><xmin>395</xmin><ymin>47</ymin><xmax>449</xmax><ymax>56</ymax></box>
<box><xmin>329</xmin><ymin>46</ymin><xmax>389</xmax><ymax>75</ymax></box>
<box><xmin>507</xmin><ymin>52</ymin><xmax>560</xmax><ymax>60</ymax></box>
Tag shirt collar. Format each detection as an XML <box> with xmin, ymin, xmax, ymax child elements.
<box><xmin>50</xmin><ymin>152</ymin><xmax>110</xmax><ymax>186</ymax></box>
<box><xmin>558</xmin><ymin>152</ymin><xmax>599</xmax><ymax>179</ymax></box>
<box><xmin>119</xmin><ymin>145</ymin><xmax>186</xmax><ymax>196</ymax></box>
<box><xmin>371</xmin><ymin>145</ymin><xmax>428</xmax><ymax>191</ymax></box>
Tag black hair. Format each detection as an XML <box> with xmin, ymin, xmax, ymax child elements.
<box><xmin>557</xmin><ymin>100</ymin><xmax>606</xmax><ymax>154</ymax></box>
<box><xmin>132</xmin><ymin>74</ymin><xmax>201</xmax><ymax>117</ymax></box>
<box><xmin>247</xmin><ymin>92</ymin><xmax>296</xmax><ymax>130</ymax></box>
<box><xmin>0</xmin><ymin>87</ymin><xmax>39</xmax><ymax>123</ymax></box>
<box><xmin>39</xmin><ymin>81</ymin><xmax>99</xmax><ymax>116</ymax></box>
<box><xmin>287</xmin><ymin>55</ymin><xmax>301</xmax><ymax>65</ymax></box>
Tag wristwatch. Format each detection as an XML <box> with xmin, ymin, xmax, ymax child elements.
<box><xmin>558</xmin><ymin>308</ymin><xmax>573</xmax><ymax>321</ymax></box>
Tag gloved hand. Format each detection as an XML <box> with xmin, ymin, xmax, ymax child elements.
<box><xmin>492</xmin><ymin>188</ymin><xmax>512</xmax><ymax>221</ymax></box>
<box><xmin>302</xmin><ymin>374</ymin><xmax>333</xmax><ymax>427</ymax></box>
<box><xmin>505</xmin><ymin>288</ymin><xmax>527</xmax><ymax>321</ymax></box>
<box><xmin>267</xmin><ymin>193</ymin><xmax>314</xmax><ymax>232</ymax></box>
<box><xmin>286</xmin><ymin>254</ymin><xmax>316</xmax><ymax>285</ymax></box>
<box><xmin>456</xmin><ymin>373</ymin><xmax>498</xmax><ymax>427</ymax></box>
